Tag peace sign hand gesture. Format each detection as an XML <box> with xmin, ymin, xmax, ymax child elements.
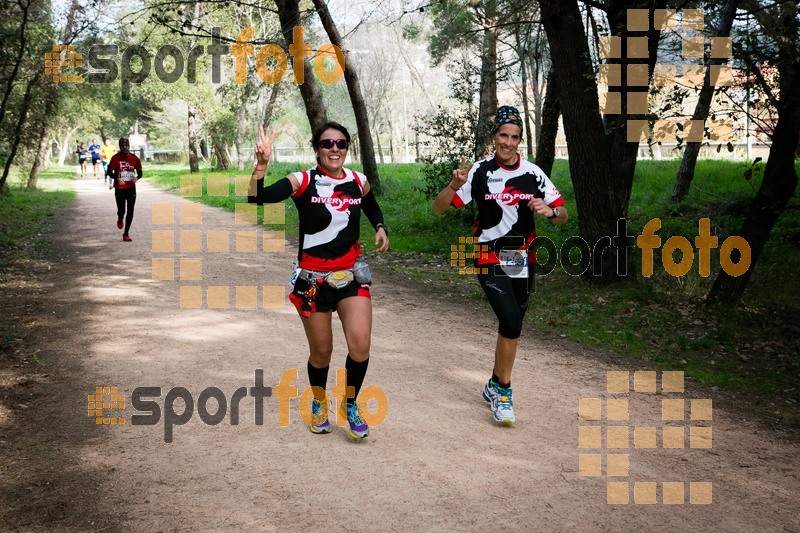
<box><xmin>254</xmin><ymin>125</ymin><xmax>276</xmax><ymax>168</ymax></box>
<box><xmin>450</xmin><ymin>156</ymin><xmax>470</xmax><ymax>191</ymax></box>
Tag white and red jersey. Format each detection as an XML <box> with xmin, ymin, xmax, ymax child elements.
<box><xmin>290</xmin><ymin>165</ymin><xmax>367</xmax><ymax>272</ymax></box>
<box><xmin>109</xmin><ymin>152</ymin><xmax>141</xmax><ymax>190</ymax></box>
<box><xmin>452</xmin><ymin>154</ymin><xmax>563</xmax><ymax>265</ymax></box>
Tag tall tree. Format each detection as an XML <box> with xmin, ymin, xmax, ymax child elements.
<box><xmin>534</xmin><ymin>66</ymin><xmax>560</xmax><ymax>177</ymax></box>
<box><xmin>274</xmin><ymin>0</ymin><xmax>327</xmax><ymax>132</ymax></box>
<box><xmin>311</xmin><ymin>0</ymin><xmax>381</xmax><ymax>191</ymax></box>
<box><xmin>27</xmin><ymin>0</ymin><xmax>89</xmax><ymax>189</ymax></box>
<box><xmin>707</xmin><ymin>1</ymin><xmax>799</xmax><ymax>303</ymax></box>
<box><xmin>671</xmin><ymin>0</ymin><xmax>739</xmax><ymax>203</ymax></box>
<box><xmin>473</xmin><ymin>0</ymin><xmax>498</xmax><ymax>159</ymax></box>
<box><xmin>602</xmin><ymin>0</ymin><xmax>668</xmax><ymax>214</ymax></box>
<box><xmin>539</xmin><ymin>0</ymin><xmax>624</xmax><ymax>279</ymax></box>
<box><xmin>184</xmin><ymin>1</ymin><xmax>202</xmax><ymax>173</ymax></box>
<box><xmin>540</xmin><ymin>0</ymin><xmax>673</xmax><ymax>279</ymax></box>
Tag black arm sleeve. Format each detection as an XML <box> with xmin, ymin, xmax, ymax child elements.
<box><xmin>248</xmin><ymin>177</ymin><xmax>294</xmax><ymax>205</ymax></box>
<box><xmin>361</xmin><ymin>190</ymin><xmax>385</xmax><ymax>229</ymax></box>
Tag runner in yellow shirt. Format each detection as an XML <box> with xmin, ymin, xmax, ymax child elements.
<box><xmin>100</xmin><ymin>138</ymin><xmax>118</xmax><ymax>189</ymax></box>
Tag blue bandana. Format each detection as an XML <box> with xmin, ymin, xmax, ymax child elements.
<box><xmin>493</xmin><ymin>106</ymin><xmax>523</xmax><ymax>133</ymax></box>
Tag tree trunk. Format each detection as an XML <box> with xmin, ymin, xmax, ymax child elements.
<box><xmin>0</xmin><ymin>0</ymin><xmax>31</xmax><ymax>131</ymax></box>
<box><xmin>24</xmin><ymin>78</ymin><xmax>60</xmax><ymax>189</ymax></box>
<box><xmin>531</xmin><ymin>72</ymin><xmax>543</xmax><ymax>157</ymax></box>
<box><xmin>535</xmin><ymin>67</ymin><xmax>560</xmax><ymax>177</ymax></box>
<box><xmin>375</xmin><ymin>125</ymin><xmax>384</xmax><ymax>164</ymax></box>
<box><xmin>236</xmin><ymin>100</ymin><xmax>247</xmax><ymax>171</ymax></box>
<box><xmin>57</xmin><ymin>127</ymin><xmax>76</xmax><ymax>166</ymax></box>
<box><xmin>0</xmin><ymin>73</ymin><xmax>38</xmax><ymax>192</ymax></box>
<box><xmin>603</xmin><ymin>1</ymin><xmax>667</xmax><ymax>215</ymax></box>
<box><xmin>312</xmin><ymin>0</ymin><xmax>381</xmax><ymax>191</ymax></box>
<box><xmin>213</xmin><ymin>139</ymin><xmax>231</xmax><ymax>170</ymax></box>
<box><xmin>393</xmin><ymin>28</ymin><xmax>436</xmax><ymax>111</ymax></box>
<box><xmin>672</xmin><ymin>0</ymin><xmax>738</xmax><ymax>203</ymax></box>
<box><xmin>529</xmin><ymin>26</ymin><xmax>547</xmax><ymax>158</ymax></box>
<box><xmin>414</xmin><ymin>123</ymin><xmax>420</xmax><ymax>162</ymax></box>
<box><xmin>188</xmin><ymin>104</ymin><xmax>200</xmax><ymax>172</ymax></box>
<box><xmin>387</xmin><ymin>112</ymin><xmax>396</xmax><ymax>163</ymax></box>
<box><xmin>707</xmin><ymin>60</ymin><xmax>800</xmax><ymax>304</ymax></box>
<box><xmin>540</xmin><ymin>0</ymin><xmax>624</xmax><ymax>279</ymax></box>
<box><xmin>274</xmin><ymin>0</ymin><xmax>327</xmax><ymax>132</ymax></box>
<box><xmin>519</xmin><ymin>44</ymin><xmax>534</xmax><ymax>160</ymax></box>
<box><xmin>474</xmin><ymin>0</ymin><xmax>498</xmax><ymax>160</ymax></box>
<box><xmin>262</xmin><ymin>80</ymin><xmax>280</xmax><ymax>129</ymax></box>
<box><xmin>27</xmin><ymin>122</ymin><xmax>51</xmax><ymax>190</ymax></box>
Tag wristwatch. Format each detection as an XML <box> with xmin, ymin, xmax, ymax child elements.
<box><xmin>548</xmin><ymin>207</ymin><xmax>560</xmax><ymax>220</ymax></box>
<box><xmin>376</xmin><ymin>223</ymin><xmax>389</xmax><ymax>236</ymax></box>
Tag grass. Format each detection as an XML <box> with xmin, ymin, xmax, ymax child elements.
<box><xmin>143</xmin><ymin>158</ymin><xmax>800</xmax><ymax>412</ymax></box>
<box><xmin>0</xmin><ymin>166</ymin><xmax>75</xmax><ymax>267</ymax></box>
<box><xmin>0</xmin><ymin>166</ymin><xmax>75</xmax><ymax>361</ymax></box>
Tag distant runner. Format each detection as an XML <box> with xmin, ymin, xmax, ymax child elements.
<box><xmin>75</xmin><ymin>143</ymin><xmax>88</xmax><ymax>178</ymax></box>
<box><xmin>88</xmin><ymin>139</ymin><xmax>102</xmax><ymax>180</ymax></box>
<box><xmin>107</xmin><ymin>138</ymin><xmax>142</xmax><ymax>242</ymax></box>
<box><xmin>100</xmin><ymin>138</ymin><xmax>117</xmax><ymax>189</ymax></box>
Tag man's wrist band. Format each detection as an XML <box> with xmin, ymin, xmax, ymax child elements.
<box><xmin>449</xmin><ymin>184</ymin><xmax>459</xmax><ymax>191</ymax></box>
<box><xmin>376</xmin><ymin>223</ymin><xmax>389</xmax><ymax>236</ymax></box>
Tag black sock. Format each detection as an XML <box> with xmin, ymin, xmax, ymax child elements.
<box><xmin>345</xmin><ymin>354</ymin><xmax>369</xmax><ymax>406</ymax></box>
<box><xmin>307</xmin><ymin>361</ymin><xmax>329</xmax><ymax>401</ymax></box>
<box><xmin>491</xmin><ymin>373</ymin><xmax>499</xmax><ymax>384</ymax></box>
<box><xmin>497</xmin><ymin>380</ymin><xmax>511</xmax><ymax>389</ymax></box>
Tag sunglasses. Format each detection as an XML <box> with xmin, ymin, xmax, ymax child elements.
<box><xmin>319</xmin><ymin>138</ymin><xmax>349</xmax><ymax>150</ymax></box>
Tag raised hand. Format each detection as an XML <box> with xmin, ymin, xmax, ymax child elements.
<box><xmin>450</xmin><ymin>155</ymin><xmax>470</xmax><ymax>190</ymax></box>
<box><xmin>254</xmin><ymin>125</ymin><xmax>276</xmax><ymax>168</ymax></box>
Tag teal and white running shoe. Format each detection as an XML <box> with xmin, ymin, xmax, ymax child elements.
<box><xmin>492</xmin><ymin>386</ymin><xmax>515</xmax><ymax>425</ymax></box>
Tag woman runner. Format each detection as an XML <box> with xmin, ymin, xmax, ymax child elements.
<box><xmin>432</xmin><ymin>106</ymin><xmax>568</xmax><ymax>425</ymax></box>
<box><xmin>248</xmin><ymin>123</ymin><xmax>389</xmax><ymax>439</ymax></box>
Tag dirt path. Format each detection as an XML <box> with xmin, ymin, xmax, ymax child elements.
<box><xmin>2</xmin><ymin>176</ymin><xmax>799</xmax><ymax>532</ymax></box>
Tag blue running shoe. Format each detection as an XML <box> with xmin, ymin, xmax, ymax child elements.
<box><xmin>483</xmin><ymin>378</ymin><xmax>499</xmax><ymax>406</ymax></box>
<box><xmin>345</xmin><ymin>402</ymin><xmax>369</xmax><ymax>439</ymax></box>
<box><xmin>492</xmin><ymin>386</ymin><xmax>515</xmax><ymax>425</ymax></box>
<box><xmin>309</xmin><ymin>398</ymin><xmax>332</xmax><ymax>434</ymax></box>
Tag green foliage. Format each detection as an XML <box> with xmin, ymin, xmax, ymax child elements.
<box><xmin>0</xmin><ymin>168</ymin><xmax>74</xmax><ymax>266</ymax></box>
<box><xmin>416</xmin><ymin>57</ymin><xmax>478</xmax><ymax>202</ymax></box>
<box><xmin>427</xmin><ymin>0</ymin><xmax>479</xmax><ymax>65</ymax></box>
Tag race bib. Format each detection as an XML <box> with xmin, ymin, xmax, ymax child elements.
<box><xmin>498</xmin><ymin>249</ymin><xmax>528</xmax><ymax>278</ymax></box>
<box><xmin>121</xmin><ymin>170</ymin><xmax>135</xmax><ymax>182</ymax></box>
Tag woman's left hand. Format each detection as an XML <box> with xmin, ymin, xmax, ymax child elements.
<box><xmin>375</xmin><ymin>227</ymin><xmax>389</xmax><ymax>252</ymax></box>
